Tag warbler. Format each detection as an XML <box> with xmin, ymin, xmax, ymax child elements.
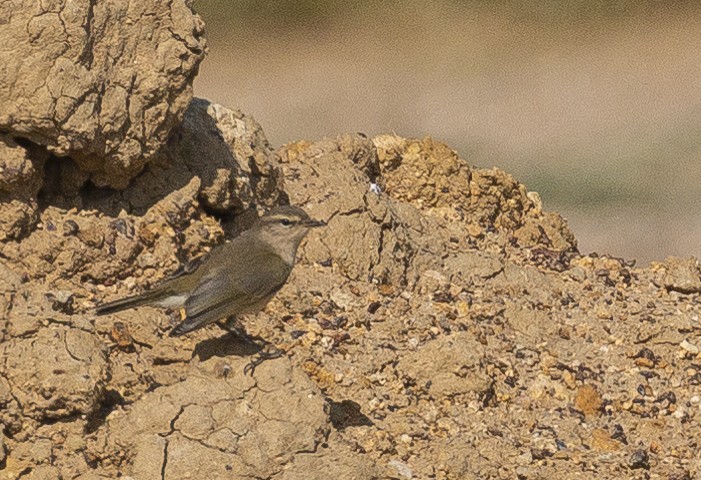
<box><xmin>96</xmin><ymin>205</ymin><xmax>324</xmax><ymax>338</ymax></box>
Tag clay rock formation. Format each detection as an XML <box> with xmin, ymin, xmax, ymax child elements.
<box><xmin>0</xmin><ymin>0</ymin><xmax>206</xmax><ymax>189</ymax></box>
<box><xmin>2</xmin><ymin>1</ymin><xmax>701</xmax><ymax>479</ymax></box>
<box><xmin>0</xmin><ymin>135</ymin><xmax>48</xmax><ymax>241</ymax></box>
<box><xmin>106</xmin><ymin>357</ymin><xmax>377</xmax><ymax>479</ymax></box>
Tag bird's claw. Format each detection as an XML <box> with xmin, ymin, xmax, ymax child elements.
<box><xmin>243</xmin><ymin>347</ymin><xmax>284</xmax><ymax>376</ymax></box>
<box><xmin>215</xmin><ymin>320</ymin><xmax>284</xmax><ymax>376</ymax></box>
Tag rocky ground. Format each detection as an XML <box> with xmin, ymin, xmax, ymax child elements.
<box><xmin>2</xmin><ymin>1</ymin><xmax>701</xmax><ymax>479</ymax></box>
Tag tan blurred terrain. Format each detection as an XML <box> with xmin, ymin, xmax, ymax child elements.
<box><xmin>194</xmin><ymin>1</ymin><xmax>701</xmax><ymax>265</ymax></box>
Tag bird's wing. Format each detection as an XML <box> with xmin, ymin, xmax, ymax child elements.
<box><xmin>169</xmin><ymin>248</ymin><xmax>292</xmax><ymax>336</ymax></box>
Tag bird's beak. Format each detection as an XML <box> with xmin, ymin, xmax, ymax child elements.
<box><xmin>304</xmin><ymin>218</ymin><xmax>326</xmax><ymax>228</ymax></box>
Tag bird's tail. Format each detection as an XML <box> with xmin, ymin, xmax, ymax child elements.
<box><xmin>96</xmin><ymin>289</ymin><xmax>169</xmax><ymax>315</ymax></box>
<box><xmin>168</xmin><ymin>320</ymin><xmax>197</xmax><ymax>337</ymax></box>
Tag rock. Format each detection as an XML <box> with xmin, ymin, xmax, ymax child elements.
<box><xmin>279</xmin><ymin>134</ymin><xmax>443</xmax><ymax>287</ymax></box>
<box><xmin>628</xmin><ymin>449</ymin><xmax>650</xmax><ymax>470</ymax></box>
<box><xmin>574</xmin><ymin>384</ymin><xmax>603</xmax><ymax>417</ymax></box>
<box><xmin>397</xmin><ymin>332</ymin><xmax>491</xmax><ymax>398</ymax></box>
<box><xmin>387</xmin><ymin>459</ymin><xmax>414</xmax><ymax>479</ymax></box>
<box><xmin>124</xmin><ymin>99</ymin><xmax>284</xmax><ymax>215</ymax></box>
<box><xmin>657</xmin><ymin>257</ymin><xmax>701</xmax><ymax>294</ymax></box>
<box><xmin>0</xmin><ymin>135</ymin><xmax>47</xmax><ymax>240</ymax></box>
<box><xmin>590</xmin><ymin>428</ymin><xmax>621</xmax><ymax>452</ymax></box>
<box><xmin>0</xmin><ymin>0</ymin><xmax>206</xmax><ymax>188</ymax></box>
<box><xmin>45</xmin><ymin>290</ymin><xmax>76</xmax><ymax>314</ymax></box>
<box><xmin>0</xmin><ymin>135</ymin><xmax>46</xmax><ymax>197</ymax></box>
<box><xmin>107</xmin><ymin>356</ymin><xmax>370</xmax><ymax>479</ymax></box>
<box><xmin>680</xmin><ymin>339</ymin><xmax>700</xmax><ymax>355</ymax></box>
<box><xmin>1</xmin><ymin>327</ymin><xmax>108</xmax><ymax>421</ymax></box>
<box><xmin>373</xmin><ymin>135</ymin><xmax>472</xmax><ymax>209</ymax></box>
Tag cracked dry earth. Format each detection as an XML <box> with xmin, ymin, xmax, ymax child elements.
<box><xmin>2</xmin><ymin>102</ymin><xmax>701</xmax><ymax>479</ymax></box>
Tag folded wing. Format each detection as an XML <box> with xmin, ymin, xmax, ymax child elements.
<box><xmin>169</xmin><ymin>248</ymin><xmax>292</xmax><ymax>337</ymax></box>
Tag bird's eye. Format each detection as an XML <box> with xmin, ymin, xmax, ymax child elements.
<box><xmin>280</xmin><ymin>218</ymin><xmax>292</xmax><ymax>227</ymax></box>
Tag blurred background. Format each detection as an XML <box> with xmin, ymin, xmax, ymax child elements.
<box><xmin>193</xmin><ymin>0</ymin><xmax>701</xmax><ymax>266</ymax></box>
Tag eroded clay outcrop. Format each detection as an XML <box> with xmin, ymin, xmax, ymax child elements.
<box><xmin>0</xmin><ymin>135</ymin><xmax>48</xmax><ymax>240</ymax></box>
<box><xmin>1</xmin><ymin>326</ymin><xmax>107</xmax><ymax>424</ymax></box>
<box><xmin>125</xmin><ymin>98</ymin><xmax>284</xmax><ymax>215</ymax></box>
<box><xmin>0</xmin><ymin>0</ymin><xmax>206</xmax><ymax>188</ymax></box>
<box><xmin>3</xmin><ymin>101</ymin><xmax>701</xmax><ymax>477</ymax></box>
<box><xmin>104</xmin><ymin>356</ymin><xmax>376</xmax><ymax>479</ymax></box>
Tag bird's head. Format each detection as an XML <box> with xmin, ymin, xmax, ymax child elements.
<box><xmin>254</xmin><ymin>205</ymin><xmax>325</xmax><ymax>259</ymax></box>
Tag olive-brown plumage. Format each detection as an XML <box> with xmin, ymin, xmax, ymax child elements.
<box><xmin>96</xmin><ymin>206</ymin><xmax>324</xmax><ymax>337</ymax></box>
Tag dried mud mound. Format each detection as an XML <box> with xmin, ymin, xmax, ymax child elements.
<box><xmin>0</xmin><ymin>0</ymin><xmax>206</xmax><ymax>191</ymax></box>
<box><xmin>2</xmin><ymin>2</ymin><xmax>701</xmax><ymax>479</ymax></box>
<box><xmin>2</xmin><ymin>107</ymin><xmax>700</xmax><ymax>479</ymax></box>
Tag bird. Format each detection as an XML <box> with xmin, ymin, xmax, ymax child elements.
<box><xmin>96</xmin><ymin>205</ymin><xmax>325</xmax><ymax>338</ymax></box>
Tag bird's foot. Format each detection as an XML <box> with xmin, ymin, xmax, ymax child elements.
<box><xmin>216</xmin><ymin>320</ymin><xmax>284</xmax><ymax>375</ymax></box>
<box><xmin>243</xmin><ymin>345</ymin><xmax>285</xmax><ymax>376</ymax></box>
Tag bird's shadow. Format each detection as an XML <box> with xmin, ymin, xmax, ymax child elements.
<box><xmin>192</xmin><ymin>332</ymin><xmax>263</xmax><ymax>362</ymax></box>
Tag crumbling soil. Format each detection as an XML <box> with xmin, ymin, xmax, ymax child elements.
<box><xmin>1</xmin><ymin>1</ymin><xmax>700</xmax><ymax>479</ymax></box>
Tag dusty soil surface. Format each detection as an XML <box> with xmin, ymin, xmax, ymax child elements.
<box><xmin>1</xmin><ymin>1</ymin><xmax>701</xmax><ymax>479</ymax></box>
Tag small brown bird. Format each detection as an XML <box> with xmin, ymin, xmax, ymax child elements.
<box><xmin>96</xmin><ymin>206</ymin><xmax>324</xmax><ymax>338</ymax></box>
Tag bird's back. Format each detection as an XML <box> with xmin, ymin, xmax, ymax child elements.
<box><xmin>169</xmin><ymin>233</ymin><xmax>293</xmax><ymax>336</ymax></box>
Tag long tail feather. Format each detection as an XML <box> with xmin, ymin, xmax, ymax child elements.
<box><xmin>96</xmin><ymin>289</ymin><xmax>167</xmax><ymax>315</ymax></box>
<box><xmin>168</xmin><ymin>320</ymin><xmax>197</xmax><ymax>337</ymax></box>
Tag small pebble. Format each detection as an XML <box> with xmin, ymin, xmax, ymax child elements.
<box><xmin>628</xmin><ymin>449</ymin><xmax>650</xmax><ymax>470</ymax></box>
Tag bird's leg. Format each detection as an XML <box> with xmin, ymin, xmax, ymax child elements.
<box><xmin>216</xmin><ymin>318</ymin><xmax>286</xmax><ymax>375</ymax></box>
<box><xmin>216</xmin><ymin>317</ymin><xmax>255</xmax><ymax>342</ymax></box>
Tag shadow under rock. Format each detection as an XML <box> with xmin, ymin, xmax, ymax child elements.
<box><xmin>38</xmin><ymin>115</ymin><xmax>226</xmax><ymax>217</ymax></box>
<box><xmin>192</xmin><ymin>331</ymin><xmax>264</xmax><ymax>362</ymax></box>
<box><xmin>38</xmin><ymin>98</ymin><xmax>281</xmax><ymax>219</ymax></box>
<box><xmin>328</xmin><ymin>399</ymin><xmax>374</xmax><ymax>430</ymax></box>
